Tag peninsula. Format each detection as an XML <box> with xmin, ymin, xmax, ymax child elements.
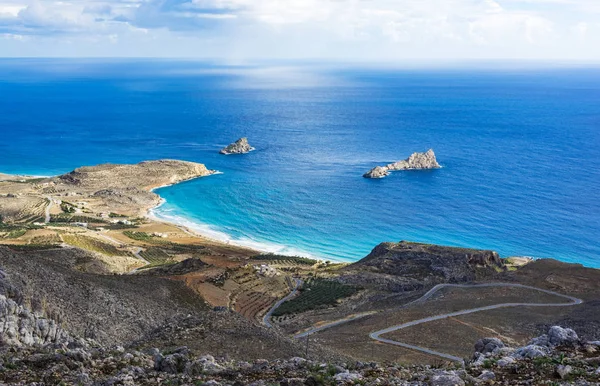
<box><xmin>1</xmin><ymin>160</ymin><xmax>599</xmax><ymax>385</ymax></box>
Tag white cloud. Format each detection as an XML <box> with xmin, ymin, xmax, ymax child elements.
<box><xmin>0</xmin><ymin>0</ymin><xmax>599</xmax><ymax>60</ymax></box>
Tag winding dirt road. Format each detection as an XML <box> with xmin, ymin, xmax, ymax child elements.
<box><xmin>263</xmin><ymin>278</ymin><xmax>302</xmax><ymax>328</ymax></box>
<box><xmin>292</xmin><ymin>282</ymin><xmax>583</xmax><ymax>363</ymax></box>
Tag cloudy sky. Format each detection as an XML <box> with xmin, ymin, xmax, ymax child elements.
<box><xmin>0</xmin><ymin>0</ymin><xmax>599</xmax><ymax>61</ymax></box>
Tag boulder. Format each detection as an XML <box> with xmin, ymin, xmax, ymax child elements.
<box><xmin>548</xmin><ymin>326</ymin><xmax>579</xmax><ymax>346</ymax></box>
<box><xmin>512</xmin><ymin>345</ymin><xmax>549</xmax><ymax>359</ymax></box>
<box><xmin>363</xmin><ymin>166</ymin><xmax>390</xmax><ymax>179</ymax></box>
<box><xmin>529</xmin><ymin>326</ymin><xmax>579</xmax><ymax>348</ymax></box>
<box><xmin>497</xmin><ymin>356</ymin><xmax>516</xmax><ymax>367</ymax></box>
<box><xmin>219</xmin><ymin>138</ymin><xmax>254</xmax><ymax>155</ymax></box>
<box><xmin>556</xmin><ymin>364</ymin><xmax>572</xmax><ymax>379</ymax></box>
<box><xmin>386</xmin><ymin>149</ymin><xmax>441</xmax><ymax>171</ymax></box>
<box><xmin>474</xmin><ymin>338</ymin><xmax>505</xmax><ymax>355</ymax></box>
<box><xmin>477</xmin><ymin>370</ymin><xmax>496</xmax><ymax>382</ymax></box>
<box><xmin>333</xmin><ymin>371</ymin><xmax>363</xmax><ymax>383</ymax></box>
<box><xmin>430</xmin><ymin>371</ymin><xmax>465</xmax><ymax>386</ymax></box>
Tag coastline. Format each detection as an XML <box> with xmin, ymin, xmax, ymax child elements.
<box><xmin>2</xmin><ymin>163</ymin><xmax>596</xmax><ymax>269</ymax></box>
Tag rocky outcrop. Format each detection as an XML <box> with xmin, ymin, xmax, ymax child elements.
<box><xmin>0</xmin><ymin>294</ymin><xmax>70</xmax><ymax>347</ymax></box>
<box><xmin>363</xmin><ymin>149</ymin><xmax>441</xmax><ymax>178</ymax></box>
<box><xmin>363</xmin><ymin>166</ymin><xmax>390</xmax><ymax>179</ymax></box>
<box><xmin>219</xmin><ymin>138</ymin><xmax>255</xmax><ymax>155</ymax></box>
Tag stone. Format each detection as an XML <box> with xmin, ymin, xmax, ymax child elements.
<box><xmin>386</xmin><ymin>149</ymin><xmax>441</xmax><ymax>171</ymax></box>
<box><xmin>475</xmin><ymin>338</ymin><xmax>505</xmax><ymax>355</ymax></box>
<box><xmin>430</xmin><ymin>371</ymin><xmax>465</xmax><ymax>386</ymax></box>
<box><xmin>333</xmin><ymin>371</ymin><xmax>363</xmax><ymax>383</ymax></box>
<box><xmin>220</xmin><ymin>138</ymin><xmax>254</xmax><ymax>155</ymax></box>
<box><xmin>477</xmin><ymin>370</ymin><xmax>496</xmax><ymax>382</ymax></box>
<box><xmin>289</xmin><ymin>357</ymin><xmax>307</xmax><ymax>367</ymax></box>
<box><xmin>497</xmin><ymin>356</ymin><xmax>516</xmax><ymax>367</ymax></box>
<box><xmin>557</xmin><ymin>364</ymin><xmax>573</xmax><ymax>379</ymax></box>
<box><xmin>363</xmin><ymin>166</ymin><xmax>390</xmax><ymax>179</ymax></box>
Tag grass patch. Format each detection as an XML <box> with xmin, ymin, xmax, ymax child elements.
<box><xmin>62</xmin><ymin>234</ymin><xmax>129</xmax><ymax>257</ymax></box>
<box><xmin>272</xmin><ymin>278</ymin><xmax>359</xmax><ymax>316</ymax></box>
<box><xmin>3</xmin><ymin>229</ymin><xmax>27</xmax><ymax>239</ymax></box>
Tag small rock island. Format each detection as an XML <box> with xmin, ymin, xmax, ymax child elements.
<box><xmin>219</xmin><ymin>137</ymin><xmax>255</xmax><ymax>155</ymax></box>
<box><xmin>364</xmin><ymin>149</ymin><xmax>441</xmax><ymax>178</ymax></box>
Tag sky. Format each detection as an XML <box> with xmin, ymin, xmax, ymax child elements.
<box><xmin>0</xmin><ymin>0</ymin><xmax>599</xmax><ymax>61</ymax></box>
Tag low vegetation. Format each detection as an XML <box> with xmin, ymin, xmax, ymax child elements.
<box><xmin>252</xmin><ymin>254</ymin><xmax>320</xmax><ymax>266</ymax></box>
<box><xmin>271</xmin><ymin>278</ymin><xmax>359</xmax><ymax>316</ymax></box>
<box><xmin>123</xmin><ymin>231</ymin><xmax>154</xmax><ymax>242</ymax></box>
<box><xmin>30</xmin><ymin>234</ymin><xmax>62</xmax><ymax>245</ymax></box>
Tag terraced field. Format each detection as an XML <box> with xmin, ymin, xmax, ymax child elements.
<box><xmin>234</xmin><ymin>291</ymin><xmax>278</xmax><ymax>320</ymax></box>
<box><xmin>15</xmin><ymin>197</ymin><xmax>47</xmax><ymax>224</ymax></box>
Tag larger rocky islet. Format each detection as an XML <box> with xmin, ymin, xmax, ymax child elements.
<box><xmin>364</xmin><ymin>149</ymin><xmax>441</xmax><ymax>178</ymax></box>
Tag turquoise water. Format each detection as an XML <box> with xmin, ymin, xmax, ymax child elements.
<box><xmin>1</xmin><ymin>60</ymin><xmax>599</xmax><ymax>266</ymax></box>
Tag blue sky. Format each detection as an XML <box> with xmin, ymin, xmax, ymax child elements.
<box><xmin>0</xmin><ymin>0</ymin><xmax>599</xmax><ymax>60</ymax></box>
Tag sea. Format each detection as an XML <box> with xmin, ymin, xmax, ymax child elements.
<box><xmin>1</xmin><ymin>59</ymin><xmax>599</xmax><ymax>267</ymax></box>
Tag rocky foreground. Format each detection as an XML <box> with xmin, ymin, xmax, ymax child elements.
<box><xmin>364</xmin><ymin>150</ymin><xmax>440</xmax><ymax>179</ymax></box>
<box><xmin>1</xmin><ymin>326</ymin><xmax>599</xmax><ymax>385</ymax></box>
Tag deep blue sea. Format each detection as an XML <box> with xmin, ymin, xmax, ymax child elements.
<box><xmin>1</xmin><ymin>59</ymin><xmax>599</xmax><ymax>266</ymax></box>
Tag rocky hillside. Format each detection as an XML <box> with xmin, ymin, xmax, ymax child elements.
<box><xmin>347</xmin><ymin>241</ymin><xmax>503</xmax><ymax>289</ymax></box>
<box><xmin>0</xmin><ymin>246</ymin><xmax>338</xmax><ymax>364</ymax></box>
<box><xmin>0</xmin><ymin>246</ymin><xmax>208</xmax><ymax>346</ymax></box>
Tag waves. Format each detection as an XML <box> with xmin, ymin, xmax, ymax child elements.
<box><xmin>150</xmin><ymin>204</ymin><xmax>322</xmax><ymax>260</ymax></box>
